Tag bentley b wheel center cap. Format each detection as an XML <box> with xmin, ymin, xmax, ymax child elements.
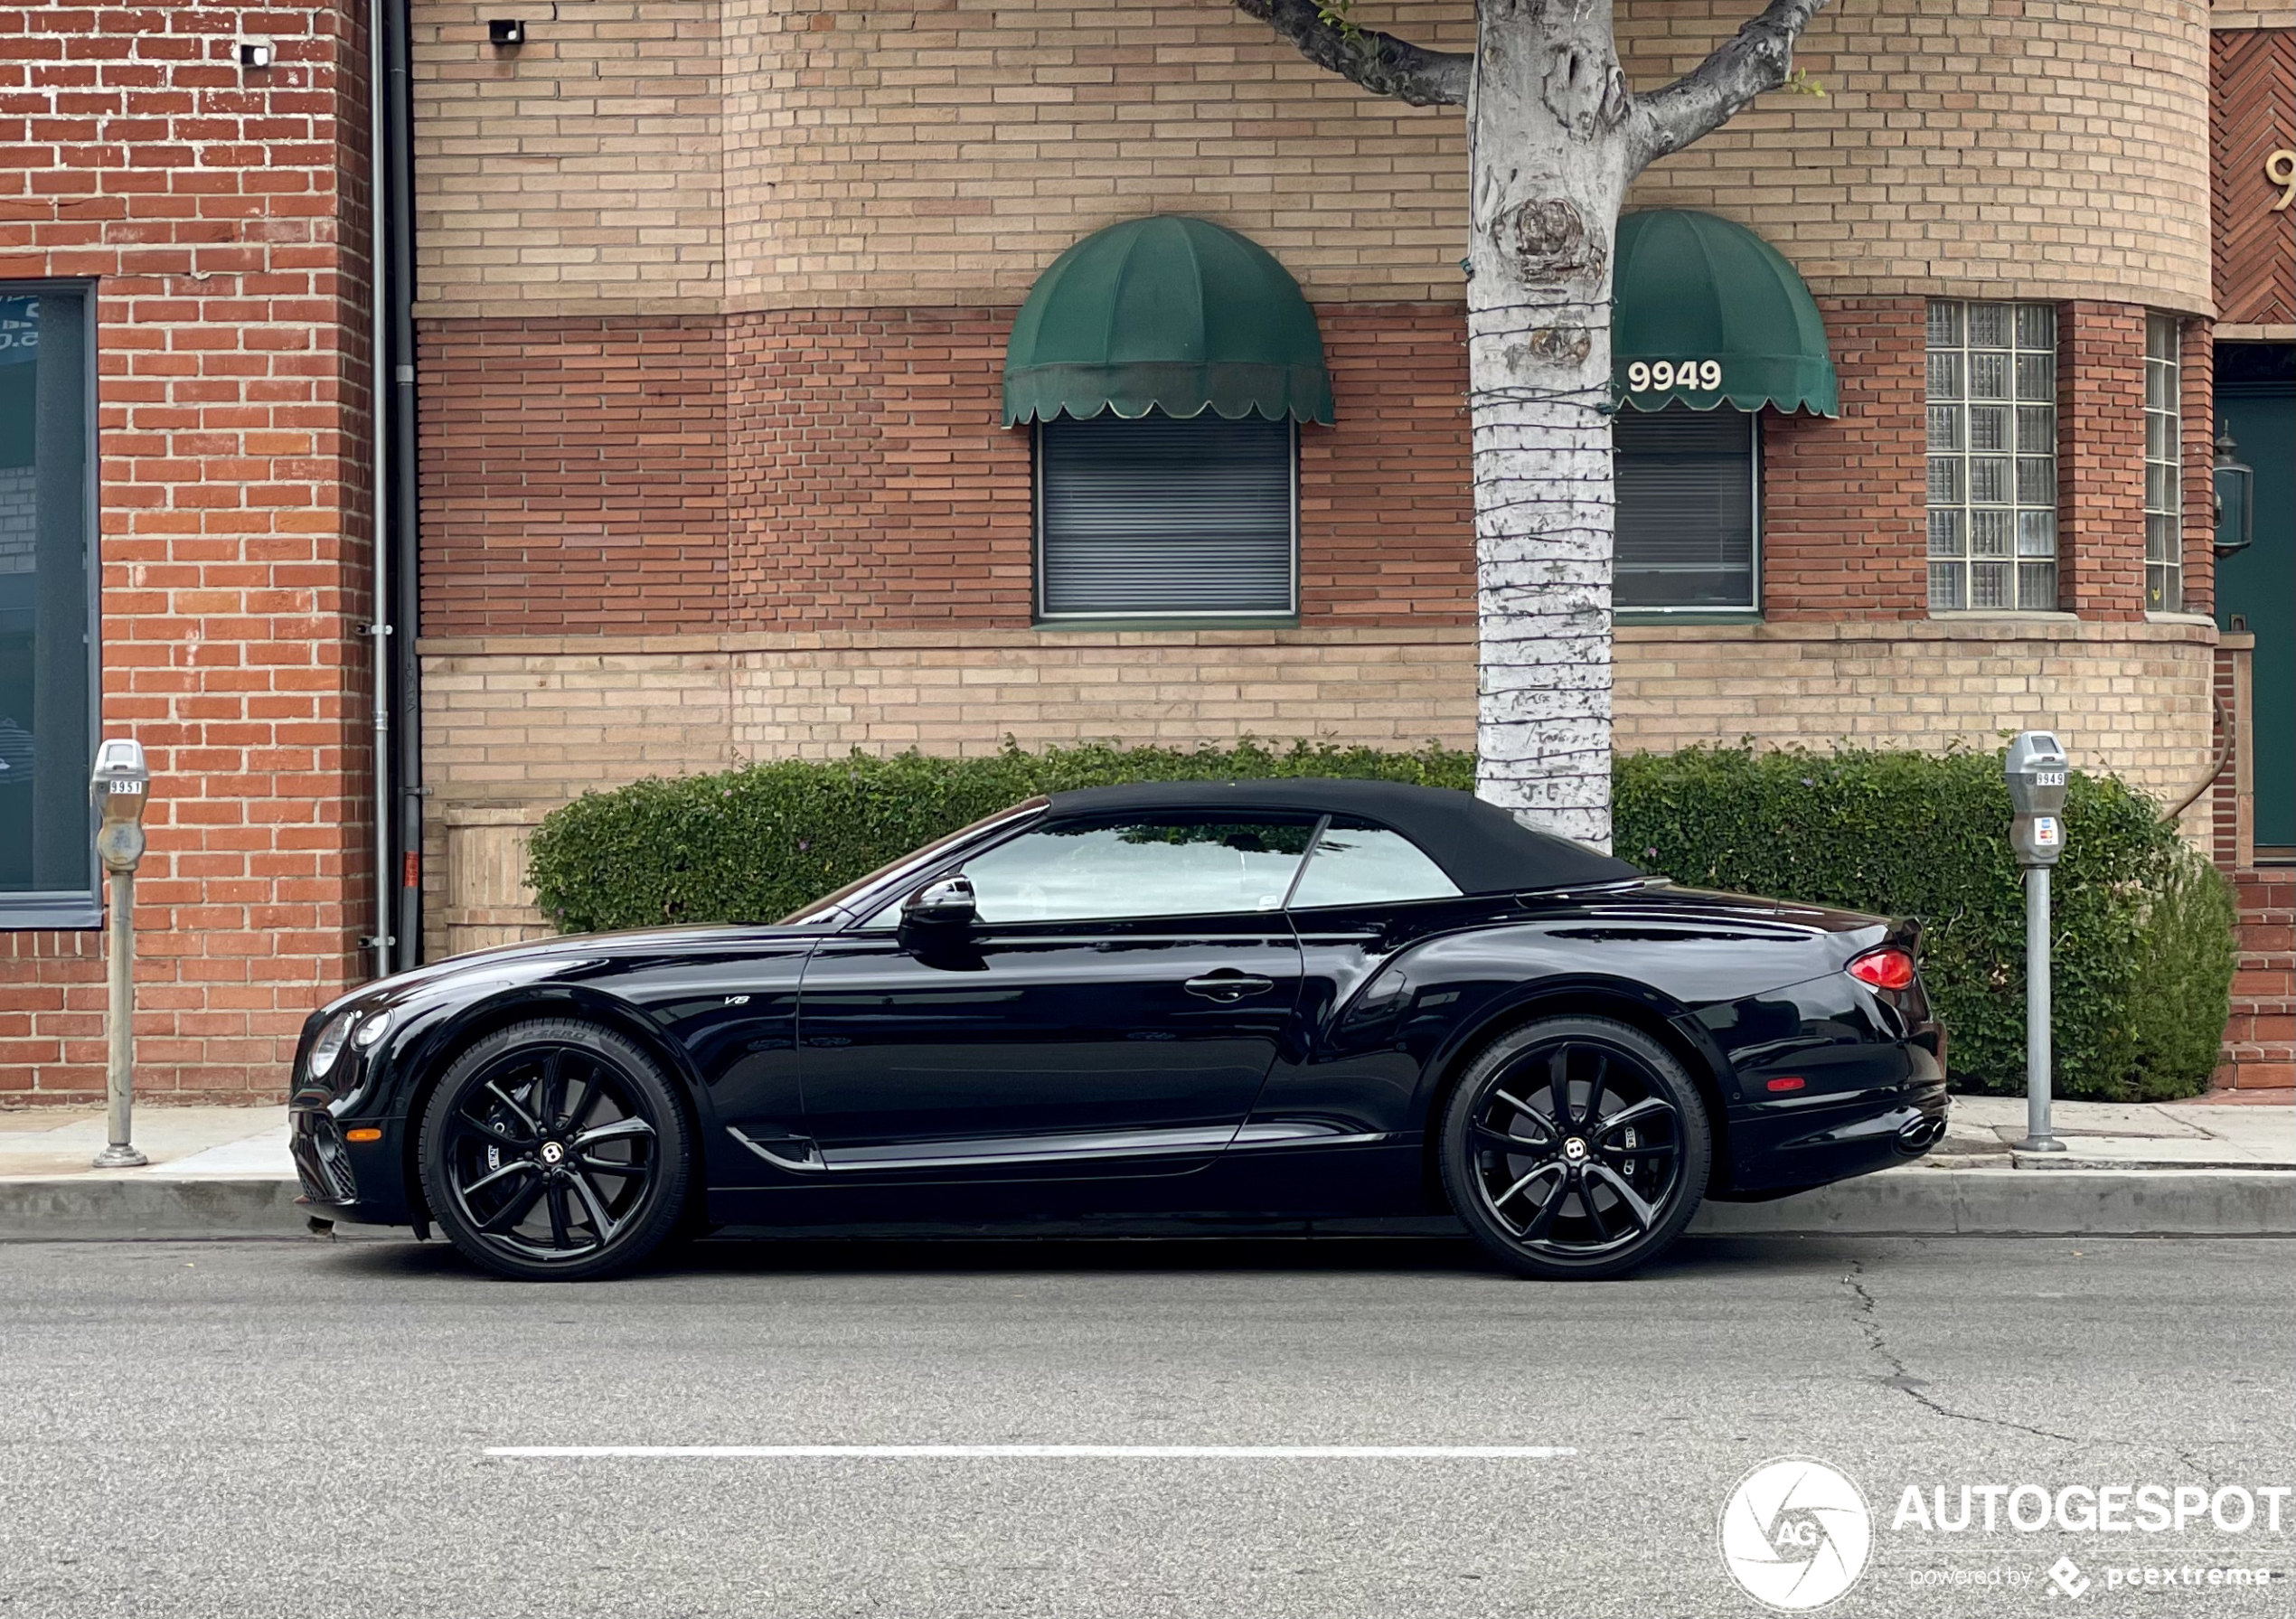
<box><xmin>541</xmin><ymin>1141</ymin><xmax>566</xmax><ymax>1166</ymax></box>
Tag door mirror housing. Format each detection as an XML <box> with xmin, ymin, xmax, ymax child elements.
<box><xmin>902</xmin><ymin>875</ymin><xmax>978</xmax><ymax>927</ymax></box>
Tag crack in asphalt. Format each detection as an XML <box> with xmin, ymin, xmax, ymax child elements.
<box><xmin>1840</xmin><ymin>1261</ymin><xmax>2087</xmax><ymax>1446</ymax></box>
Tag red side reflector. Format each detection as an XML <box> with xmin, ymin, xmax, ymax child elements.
<box><xmin>1847</xmin><ymin>947</ymin><xmax>1917</xmax><ymax>991</ymax></box>
<box><xmin>1766</xmin><ymin>1077</ymin><xmax>1806</xmax><ymax>1093</ymax></box>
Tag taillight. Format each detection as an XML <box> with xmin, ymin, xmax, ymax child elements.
<box><xmin>1847</xmin><ymin>946</ymin><xmax>1917</xmax><ymax>991</ymax></box>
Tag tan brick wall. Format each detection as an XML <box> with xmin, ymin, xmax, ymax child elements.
<box><xmin>418</xmin><ymin>620</ymin><xmax>2217</xmax><ymax>951</ymax></box>
<box><xmin>1624</xmin><ymin>0</ymin><xmax>2213</xmax><ymax>310</ymax></box>
<box><xmin>414</xmin><ymin>0</ymin><xmax>2213</xmax><ymax>317</ymax></box>
<box><xmin>411</xmin><ymin>2</ymin><xmax>723</xmax><ymax>316</ymax></box>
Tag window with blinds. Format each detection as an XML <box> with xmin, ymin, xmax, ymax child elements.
<box><xmin>1037</xmin><ymin>411</ymin><xmax>1295</xmax><ymax>619</ymax></box>
<box><xmin>2144</xmin><ymin>314</ymin><xmax>2183</xmax><ymax>614</ymax></box>
<box><xmin>1614</xmin><ymin>406</ymin><xmax>1759</xmax><ymax>610</ymax></box>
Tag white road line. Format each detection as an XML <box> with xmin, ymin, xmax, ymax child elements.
<box><xmin>485</xmin><ymin>1445</ymin><xmax>1578</xmax><ymax>1460</ymax></box>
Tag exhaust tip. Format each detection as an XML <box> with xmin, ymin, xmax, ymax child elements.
<box><xmin>1896</xmin><ymin>1115</ymin><xmax>1946</xmax><ymax>1153</ymax></box>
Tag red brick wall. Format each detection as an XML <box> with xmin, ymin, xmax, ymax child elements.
<box><xmin>2056</xmin><ymin>301</ymin><xmax>2149</xmax><ymax>621</ymax></box>
<box><xmin>725</xmin><ymin>307</ymin><xmax>1029</xmax><ymax>628</ymax></box>
<box><xmin>1304</xmin><ymin>306</ymin><xmax>1473</xmax><ymax>624</ymax></box>
<box><xmin>0</xmin><ymin>4</ymin><xmax>372</xmax><ymax>1104</ymax></box>
<box><xmin>418</xmin><ymin>315</ymin><xmax>727</xmax><ymax>637</ymax></box>
<box><xmin>1760</xmin><ymin>297</ymin><xmax>1927</xmax><ymax>619</ymax></box>
<box><xmin>2179</xmin><ymin>318</ymin><xmax>2214</xmax><ymax>617</ymax></box>
<box><xmin>424</xmin><ymin>295</ymin><xmax>2187</xmax><ymax>638</ymax></box>
<box><xmin>2212</xmin><ymin>29</ymin><xmax>2296</xmax><ymax>329</ymax></box>
<box><xmin>2224</xmin><ymin>869</ymin><xmax>2295</xmax><ymax>1090</ymax></box>
<box><xmin>719</xmin><ymin>302</ymin><xmax>1480</xmax><ymax>629</ymax></box>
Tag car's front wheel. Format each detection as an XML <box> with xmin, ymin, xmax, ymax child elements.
<box><xmin>1439</xmin><ymin>1016</ymin><xmax>1710</xmax><ymax>1280</ymax></box>
<box><xmin>419</xmin><ymin>1019</ymin><xmax>692</xmax><ymax>1282</ymax></box>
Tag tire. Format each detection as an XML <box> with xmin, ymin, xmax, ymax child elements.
<box><xmin>1438</xmin><ymin>1015</ymin><xmax>1710</xmax><ymax>1281</ymax></box>
<box><xmin>418</xmin><ymin>1018</ymin><xmax>693</xmax><ymax>1282</ymax></box>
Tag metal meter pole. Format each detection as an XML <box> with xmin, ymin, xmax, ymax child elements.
<box><xmin>89</xmin><ymin>739</ymin><xmax>153</xmax><ymax>1170</ymax></box>
<box><xmin>96</xmin><ymin>865</ymin><xmax>144</xmax><ymax>1168</ymax></box>
<box><xmin>2004</xmin><ymin>730</ymin><xmax>2068</xmax><ymax>1155</ymax></box>
<box><xmin>2023</xmin><ymin>863</ymin><xmax>2056</xmax><ymax>1153</ymax></box>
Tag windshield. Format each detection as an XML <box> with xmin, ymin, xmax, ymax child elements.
<box><xmin>776</xmin><ymin>797</ymin><xmax>1049</xmax><ymax>925</ymax></box>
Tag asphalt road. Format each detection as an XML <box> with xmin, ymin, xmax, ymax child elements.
<box><xmin>0</xmin><ymin>1234</ymin><xmax>2286</xmax><ymax>1619</ymax></box>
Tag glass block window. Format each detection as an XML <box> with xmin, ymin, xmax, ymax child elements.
<box><xmin>2143</xmin><ymin>314</ymin><xmax>2182</xmax><ymax>614</ymax></box>
<box><xmin>1925</xmin><ymin>301</ymin><xmax>2057</xmax><ymax>611</ymax></box>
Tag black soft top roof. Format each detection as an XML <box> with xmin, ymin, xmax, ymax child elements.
<box><xmin>1042</xmin><ymin>778</ymin><xmax>1642</xmax><ymax>895</ymax></box>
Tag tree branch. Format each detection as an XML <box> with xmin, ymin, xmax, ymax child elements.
<box><xmin>1627</xmin><ymin>0</ymin><xmax>1830</xmax><ymax>174</ymax></box>
<box><xmin>1232</xmin><ymin>0</ymin><xmax>1471</xmax><ymax>107</ymax></box>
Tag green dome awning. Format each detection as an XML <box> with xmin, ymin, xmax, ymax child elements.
<box><xmin>1614</xmin><ymin>210</ymin><xmax>1840</xmax><ymax>419</ymax></box>
<box><xmin>1003</xmin><ymin>216</ymin><xmax>1335</xmax><ymax>427</ymax></box>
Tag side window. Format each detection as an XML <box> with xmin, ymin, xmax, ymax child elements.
<box><xmin>962</xmin><ymin>815</ymin><xmax>1317</xmax><ymax>923</ymax></box>
<box><xmin>1288</xmin><ymin>815</ymin><xmax>1460</xmax><ymax>908</ymax></box>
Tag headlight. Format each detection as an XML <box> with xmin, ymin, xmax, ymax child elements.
<box><xmin>308</xmin><ymin>1012</ymin><xmax>356</xmax><ymax>1078</ymax></box>
<box><xmin>352</xmin><ymin>1008</ymin><xmax>394</xmax><ymax>1050</ymax></box>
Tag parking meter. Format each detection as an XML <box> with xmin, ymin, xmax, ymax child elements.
<box><xmin>89</xmin><ymin>739</ymin><xmax>151</xmax><ymax>1168</ymax></box>
<box><xmin>90</xmin><ymin>739</ymin><xmax>151</xmax><ymax>874</ymax></box>
<box><xmin>2004</xmin><ymin>732</ymin><xmax>2068</xmax><ymax>868</ymax></box>
<box><xmin>2004</xmin><ymin>732</ymin><xmax>2067</xmax><ymax>1153</ymax></box>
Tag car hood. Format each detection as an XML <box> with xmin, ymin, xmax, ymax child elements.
<box><xmin>323</xmin><ymin>921</ymin><xmax>828</xmax><ymax>1014</ymax></box>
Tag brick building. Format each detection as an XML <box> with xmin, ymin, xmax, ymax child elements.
<box><xmin>1</xmin><ymin>5</ymin><xmax>381</xmax><ymax>1103</ymax></box>
<box><xmin>0</xmin><ymin>0</ymin><xmax>2288</xmax><ymax>1101</ymax></box>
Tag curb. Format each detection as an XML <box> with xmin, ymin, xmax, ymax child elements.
<box><xmin>1689</xmin><ymin>1167</ymin><xmax>2296</xmax><ymax>1238</ymax></box>
<box><xmin>1</xmin><ymin>1168</ymin><xmax>2289</xmax><ymax>1243</ymax></box>
<box><xmin>0</xmin><ymin>1178</ymin><xmax>315</xmax><ymax>1240</ymax></box>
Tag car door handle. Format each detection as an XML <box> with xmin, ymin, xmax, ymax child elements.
<box><xmin>1183</xmin><ymin>974</ymin><xmax>1275</xmax><ymax>1002</ymax></box>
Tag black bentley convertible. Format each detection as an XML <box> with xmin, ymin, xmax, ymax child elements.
<box><xmin>291</xmin><ymin>778</ymin><xmax>1947</xmax><ymax>1281</ymax></box>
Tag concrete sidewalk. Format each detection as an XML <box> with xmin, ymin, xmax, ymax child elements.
<box><xmin>0</xmin><ymin>1095</ymin><xmax>2288</xmax><ymax>1243</ymax></box>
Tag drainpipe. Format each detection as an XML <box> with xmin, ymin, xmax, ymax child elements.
<box><xmin>364</xmin><ymin>0</ymin><xmax>393</xmax><ymax>983</ymax></box>
<box><xmin>384</xmin><ymin>0</ymin><xmax>424</xmax><ymax>971</ymax></box>
<box><xmin>362</xmin><ymin>0</ymin><xmax>423</xmax><ymax>981</ymax></box>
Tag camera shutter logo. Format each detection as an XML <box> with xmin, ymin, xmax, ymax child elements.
<box><xmin>1718</xmin><ymin>1456</ymin><xmax>1874</xmax><ymax>1610</ymax></box>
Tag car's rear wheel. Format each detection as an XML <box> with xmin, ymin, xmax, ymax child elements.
<box><xmin>419</xmin><ymin>1019</ymin><xmax>692</xmax><ymax>1282</ymax></box>
<box><xmin>1438</xmin><ymin>1016</ymin><xmax>1710</xmax><ymax>1280</ymax></box>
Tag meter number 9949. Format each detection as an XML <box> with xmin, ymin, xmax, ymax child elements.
<box><xmin>1625</xmin><ymin>359</ymin><xmax>1721</xmax><ymax>394</ymax></box>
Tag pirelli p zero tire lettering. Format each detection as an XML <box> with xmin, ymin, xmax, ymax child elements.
<box><xmin>418</xmin><ymin>1018</ymin><xmax>693</xmax><ymax>1283</ymax></box>
<box><xmin>1439</xmin><ymin>1015</ymin><xmax>1711</xmax><ymax>1281</ymax></box>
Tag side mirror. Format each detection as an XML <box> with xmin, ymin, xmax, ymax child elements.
<box><xmin>902</xmin><ymin>875</ymin><xmax>977</xmax><ymax>927</ymax></box>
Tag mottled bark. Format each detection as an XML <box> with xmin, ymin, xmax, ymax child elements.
<box><xmin>1233</xmin><ymin>0</ymin><xmax>1471</xmax><ymax>105</ymax></box>
<box><xmin>1234</xmin><ymin>0</ymin><xmax>1826</xmax><ymax>849</ymax></box>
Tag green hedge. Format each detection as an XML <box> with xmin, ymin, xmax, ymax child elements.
<box><xmin>526</xmin><ymin>739</ymin><xmax>1474</xmax><ymax>934</ymax></box>
<box><xmin>527</xmin><ymin>739</ymin><xmax>2233</xmax><ymax>1101</ymax></box>
<box><xmin>1614</xmin><ymin>745</ymin><xmax>2233</xmax><ymax>1100</ymax></box>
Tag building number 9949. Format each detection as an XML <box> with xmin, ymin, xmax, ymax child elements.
<box><xmin>1625</xmin><ymin>359</ymin><xmax>1722</xmax><ymax>393</ymax></box>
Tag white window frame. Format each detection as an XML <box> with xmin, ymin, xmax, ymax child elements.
<box><xmin>2144</xmin><ymin>314</ymin><xmax>2183</xmax><ymax>615</ymax></box>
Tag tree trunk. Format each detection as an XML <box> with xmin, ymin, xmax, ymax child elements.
<box><xmin>1464</xmin><ymin>0</ymin><xmax>1633</xmax><ymax>851</ymax></box>
<box><xmin>1233</xmin><ymin>0</ymin><xmax>1826</xmax><ymax>852</ymax></box>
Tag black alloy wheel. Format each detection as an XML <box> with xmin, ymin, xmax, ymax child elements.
<box><xmin>1439</xmin><ymin>1015</ymin><xmax>1710</xmax><ymax>1280</ymax></box>
<box><xmin>419</xmin><ymin>1019</ymin><xmax>692</xmax><ymax>1282</ymax></box>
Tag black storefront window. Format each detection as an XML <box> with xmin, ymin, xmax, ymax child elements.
<box><xmin>1614</xmin><ymin>406</ymin><xmax>1759</xmax><ymax>611</ymax></box>
<box><xmin>1037</xmin><ymin>410</ymin><xmax>1296</xmax><ymax>619</ymax></box>
<box><xmin>0</xmin><ymin>287</ymin><xmax>98</xmax><ymax>927</ymax></box>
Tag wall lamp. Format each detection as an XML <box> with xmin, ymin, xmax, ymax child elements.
<box><xmin>237</xmin><ymin>37</ymin><xmax>275</xmax><ymax>70</ymax></box>
<box><xmin>2214</xmin><ymin>425</ymin><xmax>2254</xmax><ymax>560</ymax></box>
<box><xmin>489</xmin><ymin>19</ymin><xmax>527</xmax><ymax>47</ymax></box>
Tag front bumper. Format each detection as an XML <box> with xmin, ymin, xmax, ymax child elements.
<box><xmin>290</xmin><ymin>1109</ymin><xmax>420</xmax><ymax>1227</ymax></box>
